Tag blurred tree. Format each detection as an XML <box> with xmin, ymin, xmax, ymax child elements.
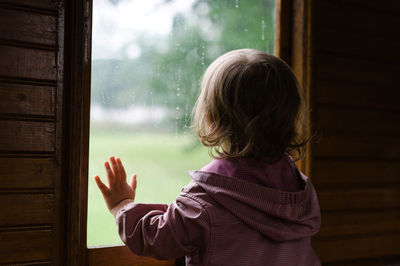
<box><xmin>91</xmin><ymin>0</ymin><xmax>275</xmax><ymax>130</ymax></box>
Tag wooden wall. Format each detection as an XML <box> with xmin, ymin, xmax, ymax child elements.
<box><xmin>310</xmin><ymin>0</ymin><xmax>400</xmax><ymax>264</ymax></box>
<box><xmin>0</xmin><ymin>0</ymin><xmax>64</xmax><ymax>264</ymax></box>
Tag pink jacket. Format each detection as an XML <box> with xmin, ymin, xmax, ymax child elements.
<box><xmin>114</xmin><ymin>159</ymin><xmax>321</xmax><ymax>265</ymax></box>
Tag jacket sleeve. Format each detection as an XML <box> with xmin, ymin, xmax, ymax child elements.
<box><xmin>115</xmin><ymin>194</ymin><xmax>209</xmax><ymax>260</ymax></box>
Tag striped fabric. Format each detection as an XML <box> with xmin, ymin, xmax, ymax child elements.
<box><xmin>115</xmin><ymin>158</ymin><xmax>321</xmax><ymax>266</ymax></box>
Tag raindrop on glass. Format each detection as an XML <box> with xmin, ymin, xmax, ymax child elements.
<box><xmin>235</xmin><ymin>0</ymin><xmax>239</xmax><ymax>8</ymax></box>
<box><xmin>261</xmin><ymin>17</ymin><xmax>266</xmax><ymax>40</ymax></box>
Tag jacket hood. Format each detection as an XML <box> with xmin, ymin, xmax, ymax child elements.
<box><xmin>188</xmin><ymin>170</ymin><xmax>321</xmax><ymax>242</ymax></box>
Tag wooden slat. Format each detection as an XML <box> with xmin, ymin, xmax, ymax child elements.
<box><xmin>0</xmin><ymin>45</ymin><xmax>56</xmax><ymax>80</ymax></box>
<box><xmin>0</xmin><ymin>83</ymin><xmax>55</xmax><ymax>116</ymax></box>
<box><xmin>320</xmin><ymin>0</ymin><xmax>400</xmax><ymax>17</ymax></box>
<box><xmin>0</xmin><ymin>0</ymin><xmax>58</xmax><ymax>11</ymax></box>
<box><xmin>0</xmin><ymin>193</ymin><xmax>53</xmax><ymax>226</ymax></box>
<box><xmin>317</xmin><ymin>209</ymin><xmax>400</xmax><ymax>238</ymax></box>
<box><xmin>313</xmin><ymin>160</ymin><xmax>400</xmax><ymax>185</ymax></box>
<box><xmin>0</xmin><ymin>120</ymin><xmax>55</xmax><ymax>152</ymax></box>
<box><xmin>315</xmin><ymin>78</ymin><xmax>400</xmax><ymax>111</ymax></box>
<box><xmin>0</xmin><ymin>158</ymin><xmax>55</xmax><ymax>189</ymax></box>
<box><xmin>316</xmin><ymin>0</ymin><xmax>400</xmax><ymax>39</ymax></box>
<box><xmin>312</xmin><ymin>233</ymin><xmax>400</xmax><ymax>263</ymax></box>
<box><xmin>0</xmin><ymin>229</ymin><xmax>53</xmax><ymax>264</ymax></box>
<box><xmin>315</xmin><ymin>27</ymin><xmax>400</xmax><ymax>63</ymax></box>
<box><xmin>315</xmin><ymin>107</ymin><xmax>400</xmax><ymax>135</ymax></box>
<box><xmin>2</xmin><ymin>260</ymin><xmax>52</xmax><ymax>265</ymax></box>
<box><xmin>315</xmin><ymin>53</ymin><xmax>400</xmax><ymax>87</ymax></box>
<box><xmin>0</xmin><ymin>8</ymin><xmax>56</xmax><ymax>45</ymax></box>
<box><xmin>314</xmin><ymin>135</ymin><xmax>400</xmax><ymax>160</ymax></box>
<box><xmin>88</xmin><ymin>246</ymin><xmax>176</xmax><ymax>266</ymax></box>
<box><xmin>317</xmin><ymin>186</ymin><xmax>400</xmax><ymax>211</ymax></box>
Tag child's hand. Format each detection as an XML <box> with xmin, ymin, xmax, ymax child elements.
<box><xmin>94</xmin><ymin>156</ymin><xmax>137</xmax><ymax>211</ymax></box>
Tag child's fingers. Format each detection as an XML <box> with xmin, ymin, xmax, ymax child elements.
<box><xmin>116</xmin><ymin>157</ymin><xmax>127</xmax><ymax>181</ymax></box>
<box><xmin>109</xmin><ymin>156</ymin><xmax>121</xmax><ymax>182</ymax></box>
<box><xmin>130</xmin><ymin>174</ymin><xmax>137</xmax><ymax>191</ymax></box>
<box><xmin>95</xmin><ymin>176</ymin><xmax>110</xmax><ymax>196</ymax></box>
<box><xmin>104</xmin><ymin>161</ymin><xmax>115</xmax><ymax>187</ymax></box>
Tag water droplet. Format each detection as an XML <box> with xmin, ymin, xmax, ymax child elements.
<box><xmin>177</xmin><ymin>87</ymin><xmax>180</xmax><ymax>91</ymax></box>
<box><xmin>261</xmin><ymin>17</ymin><xmax>266</xmax><ymax>41</ymax></box>
<box><xmin>176</xmin><ymin>106</ymin><xmax>180</xmax><ymax>110</ymax></box>
<box><xmin>177</xmin><ymin>93</ymin><xmax>180</xmax><ymax>97</ymax></box>
<box><xmin>235</xmin><ymin>0</ymin><xmax>239</xmax><ymax>8</ymax></box>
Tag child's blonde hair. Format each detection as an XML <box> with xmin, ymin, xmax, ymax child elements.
<box><xmin>192</xmin><ymin>49</ymin><xmax>307</xmax><ymax>163</ymax></box>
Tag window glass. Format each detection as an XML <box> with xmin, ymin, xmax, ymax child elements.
<box><xmin>88</xmin><ymin>0</ymin><xmax>276</xmax><ymax>246</ymax></box>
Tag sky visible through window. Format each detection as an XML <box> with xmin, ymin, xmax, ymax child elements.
<box><xmin>88</xmin><ymin>0</ymin><xmax>276</xmax><ymax>246</ymax></box>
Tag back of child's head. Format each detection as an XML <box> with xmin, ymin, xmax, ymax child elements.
<box><xmin>192</xmin><ymin>48</ymin><xmax>306</xmax><ymax>163</ymax></box>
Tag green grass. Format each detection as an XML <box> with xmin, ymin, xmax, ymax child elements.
<box><xmin>87</xmin><ymin>130</ymin><xmax>211</xmax><ymax>246</ymax></box>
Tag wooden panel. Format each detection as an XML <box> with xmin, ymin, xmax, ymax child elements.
<box><xmin>313</xmin><ymin>160</ymin><xmax>400</xmax><ymax>185</ymax></box>
<box><xmin>0</xmin><ymin>0</ymin><xmax>58</xmax><ymax>10</ymax></box>
<box><xmin>315</xmin><ymin>53</ymin><xmax>400</xmax><ymax>87</ymax></box>
<box><xmin>0</xmin><ymin>83</ymin><xmax>55</xmax><ymax>116</ymax></box>
<box><xmin>342</xmin><ymin>0</ymin><xmax>400</xmax><ymax>15</ymax></box>
<box><xmin>317</xmin><ymin>187</ymin><xmax>400</xmax><ymax>211</ymax></box>
<box><xmin>88</xmin><ymin>246</ymin><xmax>175</xmax><ymax>266</ymax></box>
<box><xmin>0</xmin><ymin>8</ymin><xmax>56</xmax><ymax>45</ymax></box>
<box><xmin>315</xmin><ymin>107</ymin><xmax>400</xmax><ymax>135</ymax></box>
<box><xmin>0</xmin><ymin>45</ymin><xmax>56</xmax><ymax>80</ymax></box>
<box><xmin>0</xmin><ymin>121</ymin><xmax>55</xmax><ymax>152</ymax></box>
<box><xmin>317</xmin><ymin>209</ymin><xmax>400</xmax><ymax>238</ymax></box>
<box><xmin>0</xmin><ymin>158</ymin><xmax>55</xmax><ymax>189</ymax></box>
<box><xmin>313</xmin><ymin>233</ymin><xmax>400</xmax><ymax>262</ymax></box>
<box><xmin>0</xmin><ymin>193</ymin><xmax>53</xmax><ymax>226</ymax></box>
<box><xmin>316</xmin><ymin>0</ymin><xmax>400</xmax><ymax>39</ymax></box>
<box><xmin>315</xmin><ymin>27</ymin><xmax>400</xmax><ymax>63</ymax></box>
<box><xmin>315</xmin><ymin>135</ymin><xmax>400</xmax><ymax>160</ymax></box>
<box><xmin>315</xmin><ymin>79</ymin><xmax>400</xmax><ymax>111</ymax></box>
<box><xmin>0</xmin><ymin>229</ymin><xmax>53</xmax><ymax>264</ymax></box>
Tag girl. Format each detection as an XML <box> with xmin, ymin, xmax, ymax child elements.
<box><xmin>95</xmin><ymin>49</ymin><xmax>321</xmax><ymax>266</ymax></box>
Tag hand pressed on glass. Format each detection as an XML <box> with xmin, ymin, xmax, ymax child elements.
<box><xmin>94</xmin><ymin>156</ymin><xmax>137</xmax><ymax>211</ymax></box>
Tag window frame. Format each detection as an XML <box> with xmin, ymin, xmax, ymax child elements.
<box><xmin>63</xmin><ymin>0</ymin><xmax>312</xmax><ymax>264</ymax></box>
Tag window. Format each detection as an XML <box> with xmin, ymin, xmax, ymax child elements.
<box><xmin>88</xmin><ymin>0</ymin><xmax>277</xmax><ymax>247</ymax></box>
<box><xmin>64</xmin><ymin>0</ymin><xmax>312</xmax><ymax>264</ymax></box>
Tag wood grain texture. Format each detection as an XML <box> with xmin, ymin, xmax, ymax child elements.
<box><xmin>318</xmin><ymin>209</ymin><xmax>400</xmax><ymax>238</ymax></box>
<box><xmin>0</xmin><ymin>0</ymin><xmax>58</xmax><ymax>11</ymax></box>
<box><xmin>315</xmin><ymin>53</ymin><xmax>400</xmax><ymax>87</ymax></box>
<box><xmin>341</xmin><ymin>0</ymin><xmax>400</xmax><ymax>15</ymax></box>
<box><xmin>0</xmin><ymin>229</ymin><xmax>53</xmax><ymax>264</ymax></box>
<box><xmin>0</xmin><ymin>83</ymin><xmax>55</xmax><ymax>116</ymax></box>
<box><xmin>0</xmin><ymin>120</ymin><xmax>55</xmax><ymax>152</ymax></box>
<box><xmin>314</xmin><ymin>135</ymin><xmax>400</xmax><ymax>160</ymax></box>
<box><xmin>0</xmin><ymin>193</ymin><xmax>53</xmax><ymax>226</ymax></box>
<box><xmin>0</xmin><ymin>45</ymin><xmax>56</xmax><ymax>80</ymax></box>
<box><xmin>312</xmin><ymin>233</ymin><xmax>400</xmax><ymax>263</ymax></box>
<box><xmin>312</xmin><ymin>160</ymin><xmax>400</xmax><ymax>185</ymax></box>
<box><xmin>315</xmin><ymin>27</ymin><xmax>400</xmax><ymax>63</ymax></box>
<box><xmin>0</xmin><ymin>158</ymin><xmax>55</xmax><ymax>189</ymax></box>
<box><xmin>88</xmin><ymin>246</ymin><xmax>175</xmax><ymax>266</ymax></box>
<box><xmin>315</xmin><ymin>78</ymin><xmax>400</xmax><ymax>111</ymax></box>
<box><xmin>315</xmin><ymin>0</ymin><xmax>400</xmax><ymax>39</ymax></box>
<box><xmin>315</xmin><ymin>107</ymin><xmax>400</xmax><ymax>135</ymax></box>
<box><xmin>317</xmin><ymin>186</ymin><xmax>400</xmax><ymax>211</ymax></box>
<box><xmin>0</xmin><ymin>7</ymin><xmax>56</xmax><ymax>45</ymax></box>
